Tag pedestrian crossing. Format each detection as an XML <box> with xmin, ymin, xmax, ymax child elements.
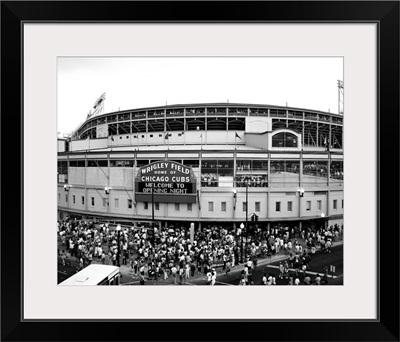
<box><xmin>266</xmin><ymin>264</ymin><xmax>341</xmax><ymax>278</ymax></box>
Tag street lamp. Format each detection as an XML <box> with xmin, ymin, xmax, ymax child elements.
<box><xmin>240</xmin><ymin>223</ymin><xmax>244</xmax><ymax>263</ymax></box>
<box><xmin>116</xmin><ymin>224</ymin><xmax>121</xmax><ymax>267</ymax></box>
<box><xmin>151</xmin><ymin>186</ymin><xmax>155</xmax><ymax>260</ymax></box>
<box><xmin>245</xmin><ymin>181</ymin><xmax>249</xmax><ymax>261</ymax></box>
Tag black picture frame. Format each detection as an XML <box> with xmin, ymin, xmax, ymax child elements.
<box><xmin>1</xmin><ymin>1</ymin><xmax>399</xmax><ymax>341</ymax></box>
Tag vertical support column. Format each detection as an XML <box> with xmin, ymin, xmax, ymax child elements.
<box><xmin>302</xmin><ymin>111</ymin><xmax>305</xmax><ymax>147</ymax></box>
<box><xmin>327</xmin><ymin>151</ymin><xmax>331</xmax><ymax>187</ymax></box>
<box><xmin>286</xmin><ymin>108</ymin><xmax>289</xmax><ymax>128</ymax></box>
<box><xmin>299</xmin><ymin>154</ymin><xmax>303</xmax><ymax>188</ymax></box>
<box><xmin>233</xmin><ymin>150</ymin><xmax>237</xmax><ymax>187</ymax></box>
<box><xmin>267</xmin><ymin>156</ymin><xmax>270</xmax><ymax>222</ymax></box>
<box><xmin>107</xmin><ymin>153</ymin><xmax>110</xmax><ymax>216</ymax></box>
<box><xmin>85</xmin><ymin>154</ymin><xmax>88</xmax><ymax>213</ymax></box>
<box><xmin>327</xmin><ymin>190</ymin><xmax>330</xmax><ymax>219</ymax></box>
<box><xmin>245</xmin><ymin>183</ymin><xmax>248</xmax><ymax>261</ymax></box>
<box><xmin>298</xmin><ymin>153</ymin><xmax>303</xmax><ymax>229</ymax></box>
<box><xmin>204</xmin><ymin>117</ymin><xmax>207</xmax><ymax>146</ymax></box>
<box><xmin>151</xmin><ymin>187</ymin><xmax>155</xmax><ymax>250</ymax></box>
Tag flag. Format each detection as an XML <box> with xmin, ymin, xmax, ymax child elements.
<box><xmin>164</xmin><ymin>133</ymin><xmax>169</xmax><ymax>139</ymax></box>
<box><xmin>111</xmin><ymin>136</ymin><xmax>114</xmax><ymax>141</ymax></box>
<box><xmin>235</xmin><ymin>132</ymin><xmax>241</xmax><ymax>140</ymax></box>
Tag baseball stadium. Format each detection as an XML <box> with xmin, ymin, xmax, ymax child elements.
<box><xmin>57</xmin><ymin>99</ymin><xmax>343</xmax><ymax>233</ymax></box>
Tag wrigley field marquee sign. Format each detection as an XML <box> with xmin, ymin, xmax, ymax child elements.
<box><xmin>135</xmin><ymin>161</ymin><xmax>197</xmax><ymax>203</ymax></box>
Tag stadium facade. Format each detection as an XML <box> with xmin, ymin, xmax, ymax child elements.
<box><xmin>57</xmin><ymin>103</ymin><xmax>343</xmax><ymax>231</ymax></box>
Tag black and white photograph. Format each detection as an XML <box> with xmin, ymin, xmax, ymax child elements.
<box><xmin>3</xmin><ymin>1</ymin><xmax>398</xmax><ymax>338</ymax></box>
<box><xmin>57</xmin><ymin>57</ymin><xmax>344</xmax><ymax>286</ymax></box>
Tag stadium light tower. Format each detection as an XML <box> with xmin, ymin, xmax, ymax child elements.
<box><xmin>337</xmin><ymin>80</ymin><xmax>344</xmax><ymax>115</ymax></box>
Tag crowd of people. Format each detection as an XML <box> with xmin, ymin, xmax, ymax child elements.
<box><xmin>58</xmin><ymin>219</ymin><xmax>343</xmax><ymax>286</ymax></box>
<box><xmin>200</xmin><ymin>173</ymin><xmax>218</xmax><ymax>187</ymax></box>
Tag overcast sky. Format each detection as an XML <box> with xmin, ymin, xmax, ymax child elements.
<box><xmin>57</xmin><ymin>57</ymin><xmax>343</xmax><ymax>135</ymax></box>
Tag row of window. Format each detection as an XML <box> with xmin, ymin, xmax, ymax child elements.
<box><xmin>275</xmin><ymin>199</ymin><xmax>343</xmax><ymax>212</ymax></box>
<box><xmin>80</xmin><ymin>109</ymin><xmax>341</xmax><ymax>132</ymax></box>
<box><xmin>59</xmin><ymin>194</ymin><xmax>134</xmax><ymax>209</ymax></box>
<box><xmin>143</xmin><ymin>202</ymin><xmax>193</xmax><ymax>212</ymax></box>
<box><xmin>61</xmin><ymin>159</ymin><xmax>343</xmax><ymax>173</ymax></box>
<box><xmin>60</xmin><ymin>193</ymin><xmax>343</xmax><ymax>213</ymax></box>
<box><xmin>111</xmin><ymin>133</ymin><xmax>182</xmax><ymax>139</ymax></box>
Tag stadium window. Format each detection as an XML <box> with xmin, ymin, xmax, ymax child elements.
<box><xmin>110</xmin><ymin>160</ymin><xmax>134</xmax><ymax>167</ymax></box>
<box><xmin>287</xmin><ymin>201</ymin><xmax>292</xmax><ymax>212</ymax></box>
<box><xmin>87</xmin><ymin>160</ymin><xmax>108</xmax><ymax>167</ymax></box>
<box><xmin>72</xmin><ymin>195</ymin><xmax>76</xmax><ymax>204</ymax></box>
<box><xmin>65</xmin><ymin>194</ymin><xmax>68</xmax><ymax>202</ymax></box>
<box><xmin>128</xmin><ymin>199</ymin><xmax>132</xmax><ymax>209</ymax></box>
<box><xmin>155</xmin><ymin>202</ymin><xmax>160</xmax><ymax>211</ymax></box>
<box><xmin>342</xmin><ymin>199</ymin><xmax>344</xmax><ymax>208</ymax></box>
<box><xmin>201</xmin><ymin>159</ymin><xmax>234</xmax><ymax>187</ymax></box>
<box><xmin>103</xmin><ymin>198</ymin><xmax>107</xmax><ymax>207</ymax></box>
<box><xmin>159</xmin><ymin>134</ymin><xmax>162</xmax><ymax>137</ymax></box>
<box><xmin>58</xmin><ymin>193</ymin><xmax>60</xmax><ymax>202</ymax></box>
<box><xmin>69</xmin><ymin>160</ymin><xmax>85</xmax><ymax>167</ymax></box>
<box><xmin>150</xmin><ymin>134</ymin><xmax>153</xmax><ymax>138</ymax></box>
<box><xmin>272</xmin><ymin>132</ymin><xmax>298</xmax><ymax>148</ymax></box>
<box><xmin>141</xmin><ymin>135</ymin><xmax>145</xmax><ymax>138</ymax></box>
<box><xmin>134</xmin><ymin>135</ymin><xmax>137</xmax><ymax>138</ymax></box>
<box><xmin>276</xmin><ymin>201</ymin><xmax>281</xmax><ymax>212</ymax></box>
<box><xmin>306</xmin><ymin>201</ymin><xmax>311</xmax><ymax>211</ymax></box>
<box><xmin>120</xmin><ymin>137</ymin><xmax>122</xmax><ymax>139</ymax></box>
<box><xmin>82</xmin><ymin>196</ymin><xmax>85</xmax><ymax>205</ymax></box>
<box><xmin>242</xmin><ymin>202</ymin><xmax>247</xmax><ymax>212</ymax></box>
<box><xmin>115</xmin><ymin>198</ymin><xmax>119</xmax><ymax>209</ymax></box>
<box><xmin>221</xmin><ymin>201</ymin><xmax>226</xmax><ymax>212</ymax></box>
<box><xmin>255</xmin><ymin>202</ymin><xmax>260</xmax><ymax>212</ymax></box>
<box><xmin>208</xmin><ymin>202</ymin><xmax>214</xmax><ymax>212</ymax></box>
<box><xmin>183</xmin><ymin>160</ymin><xmax>200</xmax><ymax>167</ymax></box>
<box><xmin>175</xmin><ymin>203</ymin><xmax>180</xmax><ymax>211</ymax></box>
<box><xmin>144</xmin><ymin>202</ymin><xmax>148</xmax><ymax>210</ymax></box>
<box><xmin>317</xmin><ymin>200</ymin><xmax>322</xmax><ymax>210</ymax></box>
<box><xmin>187</xmin><ymin>203</ymin><xmax>192</xmax><ymax>212</ymax></box>
<box><xmin>333</xmin><ymin>199</ymin><xmax>337</xmax><ymax>210</ymax></box>
<box><xmin>136</xmin><ymin>160</ymin><xmax>150</xmax><ymax>166</ymax></box>
<box><xmin>91</xmin><ymin>197</ymin><xmax>95</xmax><ymax>206</ymax></box>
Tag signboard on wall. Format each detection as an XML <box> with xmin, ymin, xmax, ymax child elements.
<box><xmin>135</xmin><ymin>161</ymin><xmax>197</xmax><ymax>203</ymax></box>
<box><xmin>96</xmin><ymin>124</ymin><xmax>108</xmax><ymax>138</ymax></box>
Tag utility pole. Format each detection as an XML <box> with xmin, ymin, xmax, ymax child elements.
<box><xmin>245</xmin><ymin>181</ymin><xmax>249</xmax><ymax>261</ymax></box>
<box><xmin>151</xmin><ymin>186</ymin><xmax>155</xmax><ymax>260</ymax></box>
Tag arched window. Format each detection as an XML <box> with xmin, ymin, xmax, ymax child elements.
<box><xmin>272</xmin><ymin>132</ymin><xmax>298</xmax><ymax>147</ymax></box>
